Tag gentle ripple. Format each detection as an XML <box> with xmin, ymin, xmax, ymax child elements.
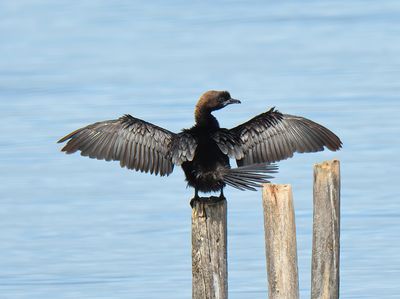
<box><xmin>1</xmin><ymin>1</ymin><xmax>400</xmax><ymax>298</ymax></box>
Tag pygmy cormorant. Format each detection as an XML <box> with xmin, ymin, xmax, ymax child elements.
<box><xmin>58</xmin><ymin>90</ymin><xmax>342</xmax><ymax>199</ymax></box>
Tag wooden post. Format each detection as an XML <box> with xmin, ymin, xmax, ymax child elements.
<box><xmin>192</xmin><ymin>197</ymin><xmax>227</xmax><ymax>299</ymax></box>
<box><xmin>262</xmin><ymin>184</ymin><xmax>300</xmax><ymax>299</ymax></box>
<box><xmin>311</xmin><ymin>160</ymin><xmax>340</xmax><ymax>299</ymax></box>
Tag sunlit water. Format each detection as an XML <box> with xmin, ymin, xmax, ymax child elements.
<box><xmin>1</xmin><ymin>1</ymin><xmax>400</xmax><ymax>298</ymax></box>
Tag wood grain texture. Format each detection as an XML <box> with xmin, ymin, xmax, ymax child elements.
<box><xmin>311</xmin><ymin>160</ymin><xmax>340</xmax><ymax>299</ymax></box>
<box><xmin>192</xmin><ymin>197</ymin><xmax>227</xmax><ymax>299</ymax></box>
<box><xmin>262</xmin><ymin>184</ymin><xmax>299</xmax><ymax>299</ymax></box>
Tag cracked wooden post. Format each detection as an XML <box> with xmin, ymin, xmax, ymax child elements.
<box><xmin>263</xmin><ymin>184</ymin><xmax>300</xmax><ymax>299</ymax></box>
<box><xmin>192</xmin><ymin>197</ymin><xmax>227</xmax><ymax>299</ymax></box>
<box><xmin>311</xmin><ymin>160</ymin><xmax>340</xmax><ymax>299</ymax></box>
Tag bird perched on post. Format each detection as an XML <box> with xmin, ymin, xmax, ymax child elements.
<box><xmin>58</xmin><ymin>90</ymin><xmax>342</xmax><ymax>200</ymax></box>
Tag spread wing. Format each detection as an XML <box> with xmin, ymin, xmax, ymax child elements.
<box><xmin>213</xmin><ymin>107</ymin><xmax>342</xmax><ymax>166</ymax></box>
<box><xmin>170</xmin><ymin>131</ymin><xmax>198</xmax><ymax>166</ymax></box>
<box><xmin>58</xmin><ymin>114</ymin><xmax>196</xmax><ymax>176</ymax></box>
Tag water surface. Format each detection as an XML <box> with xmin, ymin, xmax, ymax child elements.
<box><xmin>1</xmin><ymin>1</ymin><xmax>400</xmax><ymax>298</ymax></box>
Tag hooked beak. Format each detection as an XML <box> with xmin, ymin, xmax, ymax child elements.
<box><xmin>226</xmin><ymin>98</ymin><xmax>241</xmax><ymax>105</ymax></box>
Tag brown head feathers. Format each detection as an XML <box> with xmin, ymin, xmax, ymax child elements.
<box><xmin>194</xmin><ymin>90</ymin><xmax>241</xmax><ymax>125</ymax></box>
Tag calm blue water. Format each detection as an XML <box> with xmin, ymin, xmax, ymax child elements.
<box><xmin>1</xmin><ymin>1</ymin><xmax>400</xmax><ymax>298</ymax></box>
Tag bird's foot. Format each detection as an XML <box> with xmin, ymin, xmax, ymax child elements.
<box><xmin>190</xmin><ymin>189</ymin><xmax>226</xmax><ymax>208</ymax></box>
<box><xmin>190</xmin><ymin>196</ymin><xmax>199</xmax><ymax>208</ymax></box>
<box><xmin>190</xmin><ymin>195</ymin><xmax>225</xmax><ymax>208</ymax></box>
<box><xmin>190</xmin><ymin>190</ymin><xmax>200</xmax><ymax>208</ymax></box>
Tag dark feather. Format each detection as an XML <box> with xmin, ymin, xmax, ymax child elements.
<box><xmin>58</xmin><ymin>91</ymin><xmax>342</xmax><ymax>196</ymax></box>
<box><xmin>214</xmin><ymin>108</ymin><xmax>342</xmax><ymax>166</ymax></box>
<box><xmin>58</xmin><ymin>115</ymin><xmax>177</xmax><ymax>176</ymax></box>
<box><xmin>222</xmin><ymin>163</ymin><xmax>278</xmax><ymax>191</ymax></box>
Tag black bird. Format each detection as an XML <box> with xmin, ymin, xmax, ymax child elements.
<box><xmin>58</xmin><ymin>90</ymin><xmax>342</xmax><ymax>200</ymax></box>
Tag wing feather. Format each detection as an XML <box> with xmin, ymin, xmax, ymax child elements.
<box><xmin>170</xmin><ymin>131</ymin><xmax>198</xmax><ymax>166</ymax></box>
<box><xmin>213</xmin><ymin>107</ymin><xmax>342</xmax><ymax>165</ymax></box>
<box><xmin>58</xmin><ymin>114</ymin><xmax>178</xmax><ymax>176</ymax></box>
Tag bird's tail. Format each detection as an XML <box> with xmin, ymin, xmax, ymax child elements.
<box><xmin>222</xmin><ymin>163</ymin><xmax>278</xmax><ymax>191</ymax></box>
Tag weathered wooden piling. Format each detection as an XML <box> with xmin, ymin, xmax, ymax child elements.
<box><xmin>262</xmin><ymin>184</ymin><xmax>300</xmax><ymax>299</ymax></box>
<box><xmin>311</xmin><ymin>160</ymin><xmax>340</xmax><ymax>299</ymax></box>
<box><xmin>191</xmin><ymin>197</ymin><xmax>227</xmax><ymax>299</ymax></box>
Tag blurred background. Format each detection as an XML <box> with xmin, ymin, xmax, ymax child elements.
<box><xmin>1</xmin><ymin>1</ymin><xmax>399</xmax><ymax>298</ymax></box>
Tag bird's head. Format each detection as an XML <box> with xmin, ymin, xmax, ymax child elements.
<box><xmin>197</xmin><ymin>90</ymin><xmax>241</xmax><ymax>112</ymax></box>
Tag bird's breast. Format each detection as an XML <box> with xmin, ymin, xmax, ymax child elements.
<box><xmin>180</xmin><ymin>129</ymin><xmax>230</xmax><ymax>192</ymax></box>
